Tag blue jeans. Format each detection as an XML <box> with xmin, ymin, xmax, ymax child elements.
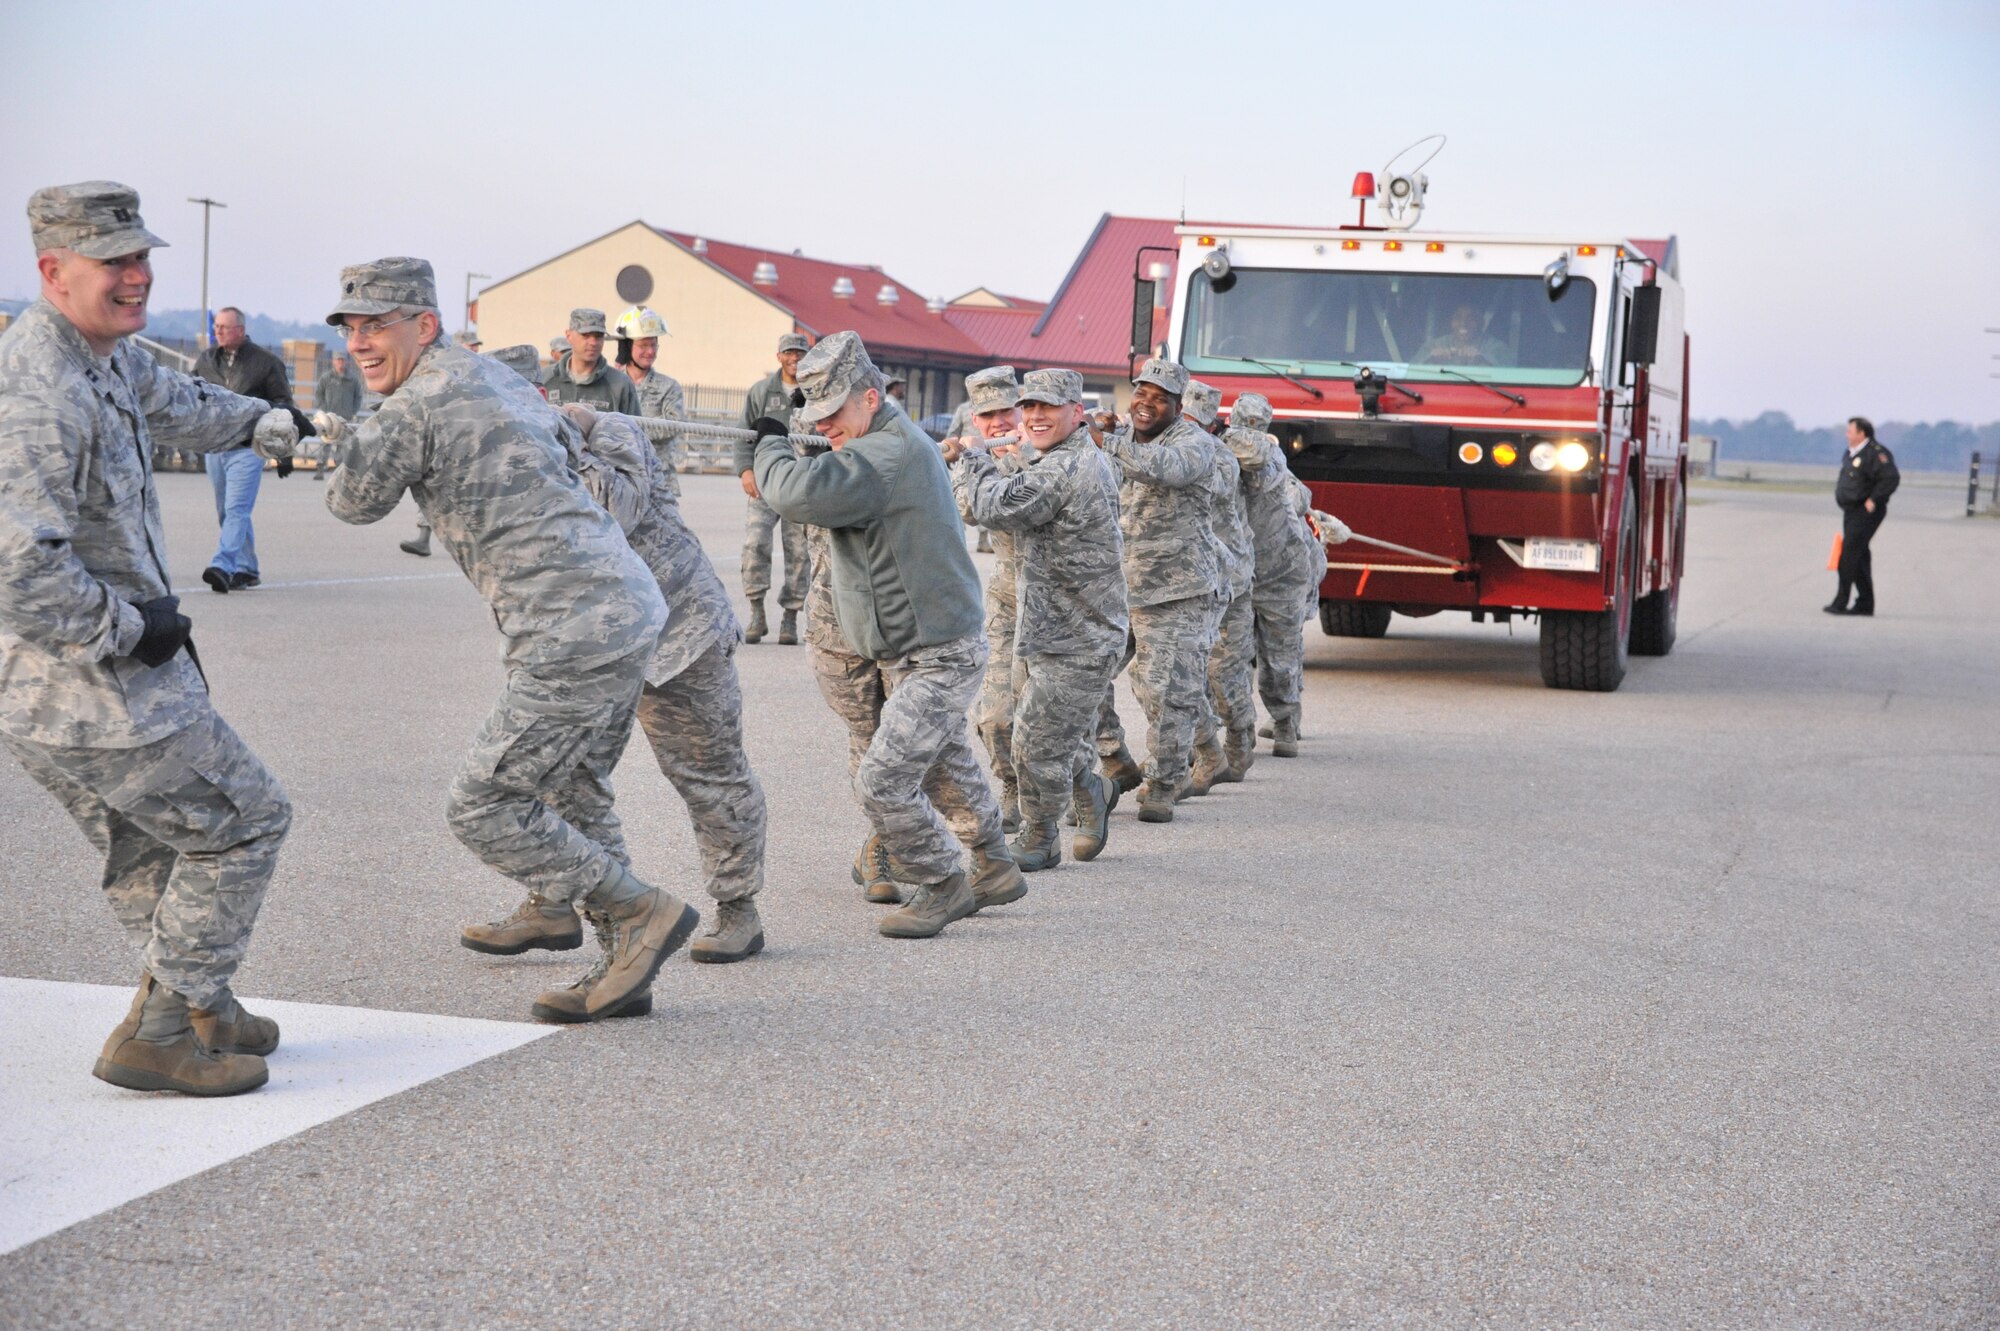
<box><xmin>204</xmin><ymin>449</ymin><xmax>263</xmax><ymax>577</ymax></box>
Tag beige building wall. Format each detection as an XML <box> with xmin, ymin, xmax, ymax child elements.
<box><xmin>476</xmin><ymin>222</ymin><xmax>795</xmax><ymax>391</ymax></box>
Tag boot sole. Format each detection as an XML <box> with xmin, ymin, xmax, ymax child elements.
<box><xmin>531</xmin><ymin>991</ymin><xmax>654</xmax><ymax>1024</ymax></box>
<box><xmin>586</xmin><ymin>900</ymin><xmax>699</xmax><ymax>1017</ymax></box>
<box><xmin>459</xmin><ymin>930</ymin><xmax>584</xmax><ymax>956</ymax></box>
<box><xmin>1137</xmin><ymin>806</ymin><xmax>1174</xmax><ymax>823</ymax></box>
<box><xmin>1272</xmin><ymin>744</ymin><xmax>1299</xmax><ymax>758</ymax></box>
<box><xmin>93</xmin><ymin>1057</ymin><xmax>268</xmax><ymax>1097</ymax></box>
<box><xmin>879</xmin><ymin>895</ymin><xmax>977</xmax><ymax>939</ymax></box>
<box><xmin>690</xmin><ymin>931</ymin><xmax>766</xmax><ymax>964</ymax></box>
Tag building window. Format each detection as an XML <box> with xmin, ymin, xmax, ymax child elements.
<box><xmin>615</xmin><ymin>264</ymin><xmax>654</xmax><ymax>304</ymax></box>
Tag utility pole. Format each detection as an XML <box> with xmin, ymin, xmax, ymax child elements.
<box><xmin>464</xmin><ymin>272</ymin><xmax>490</xmax><ymax>338</ymax></box>
<box><xmin>187</xmin><ymin>196</ymin><xmax>227</xmax><ymax>347</ymax></box>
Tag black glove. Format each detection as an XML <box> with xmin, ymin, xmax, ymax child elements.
<box><xmin>750</xmin><ymin>416</ymin><xmax>791</xmax><ymax>443</ymax></box>
<box><xmin>288</xmin><ymin>405</ymin><xmax>316</xmax><ymax>438</ymax></box>
<box><xmin>276</xmin><ymin>456</ymin><xmax>294</xmax><ymax>478</ymax></box>
<box><xmin>130</xmin><ymin>595</ymin><xmax>192</xmax><ymax>668</ymax></box>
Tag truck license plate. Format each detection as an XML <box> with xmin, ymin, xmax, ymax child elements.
<box><xmin>1523</xmin><ymin>538</ymin><xmax>1601</xmax><ymax>572</ymax></box>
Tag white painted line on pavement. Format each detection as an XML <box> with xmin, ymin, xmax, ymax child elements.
<box><xmin>0</xmin><ymin>977</ymin><xmax>556</xmax><ymax>1255</ymax></box>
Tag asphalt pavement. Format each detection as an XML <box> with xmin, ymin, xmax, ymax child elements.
<box><xmin>0</xmin><ymin>468</ymin><xmax>1993</xmax><ymax>1329</ymax></box>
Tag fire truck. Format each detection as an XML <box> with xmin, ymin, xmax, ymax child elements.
<box><xmin>1136</xmin><ymin>168</ymin><xmax>1688</xmax><ymax>691</ymax></box>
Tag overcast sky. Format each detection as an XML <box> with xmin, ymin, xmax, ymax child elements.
<box><xmin>3</xmin><ymin>0</ymin><xmax>1994</xmax><ymax>425</ymax></box>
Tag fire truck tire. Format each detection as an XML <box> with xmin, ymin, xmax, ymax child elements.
<box><xmin>1629</xmin><ymin>482</ymin><xmax>1684</xmax><ymax>657</ymax></box>
<box><xmin>1319</xmin><ymin>601</ymin><xmax>1392</xmax><ymax>638</ymax></box>
<box><xmin>1539</xmin><ymin>493</ymin><xmax>1636</xmax><ymax>691</ymax></box>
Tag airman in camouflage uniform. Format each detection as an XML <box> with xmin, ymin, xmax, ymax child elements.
<box><xmin>1182</xmin><ymin>380</ymin><xmax>1258</xmax><ymax>790</ymax></box>
<box><xmin>735</xmin><ymin>332</ymin><xmax>814</xmax><ymax>643</ymax></box>
<box><xmin>1098</xmin><ymin>358</ymin><xmax>1223</xmax><ymax>821</ymax></box>
<box><xmin>753</xmin><ymin>332</ymin><xmax>1023</xmax><ymax>939</ymax></box>
<box><xmin>541</xmin><ymin>308</ymin><xmax>641</xmax><ymax>415</ymax></box>
<box><xmin>320</xmin><ymin>260</ymin><xmax>695</xmax><ymax>1022</ymax></box>
<box><xmin>612</xmin><ymin>306</ymin><xmax>685</xmax><ymax>497</ymax></box>
<box><xmin>1231</xmin><ymin>394</ymin><xmax>1323</xmax><ymax>756</ymax></box>
<box><xmin>947</xmin><ymin>365</ymin><xmax>1025</xmax><ymax>831</ymax></box>
<box><xmin>0</xmin><ymin>182</ymin><xmax>298</xmax><ymax>1096</ymax></box>
<box><xmin>952</xmin><ymin>369</ymin><xmax>1126</xmax><ymax>871</ymax></box>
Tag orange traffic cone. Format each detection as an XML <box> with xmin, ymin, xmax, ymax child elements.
<box><xmin>1826</xmin><ymin>534</ymin><xmax>1843</xmax><ymax>571</ymax></box>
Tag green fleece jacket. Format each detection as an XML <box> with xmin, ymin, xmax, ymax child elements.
<box><xmin>752</xmin><ymin>401</ymin><xmax>982</xmax><ymax>660</ymax></box>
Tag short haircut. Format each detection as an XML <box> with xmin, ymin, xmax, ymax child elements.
<box><xmin>1848</xmin><ymin>416</ymin><xmax>1875</xmax><ymax>441</ymax></box>
<box><xmin>215</xmin><ymin>306</ymin><xmax>246</xmax><ymax>324</ymax></box>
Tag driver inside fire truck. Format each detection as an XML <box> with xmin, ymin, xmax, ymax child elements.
<box><xmin>1414</xmin><ymin>303</ymin><xmax>1509</xmax><ymax>366</ymax></box>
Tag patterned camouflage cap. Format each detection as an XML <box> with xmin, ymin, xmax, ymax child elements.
<box><xmin>549</xmin><ymin>336</ymin><xmax>568</xmax><ymax>356</ymax></box>
<box><xmin>1184</xmin><ymin>379</ymin><xmax>1221</xmax><ymax>426</ymax></box>
<box><xmin>793</xmin><ymin>330</ymin><xmax>878</xmax><ymax>423</ymax></box>
<box><xmin>1017</xmin><ymin>368</ymin><xmax>1084</xmax><ymax>407</ymax></box>
<box><xmin>27</xmin><ymin>181</ymin><xmax>168</xmax><ymax>259</ymax></box>
<box><xmin>325</xmin><ymin>257</ymin><xmax>438</xmax><ymax>326</ymax></box>
<box><xmin>488</xmin><ymin>344</ymin><xmax>543</xmax><ymax>384</ymax></box>
<box><xmin>1232</xmin><ymin>391</ymin><xmax>1273</xmax><ymax>430</ymax></box>
<box><xmin>884</xmin><ymin>369</ymin><xmax>907</xmax><ymax>387</ymax></box>
<box><xmin>964</xmin><ymin>365</ymin><xmax>1019</xmax><ymax>415</ymax></box>
<box><xmin>1133</xmin><ymin>356</ymin><xmax>1189</xmax><ymax>397</ymax></box>
<box><xmin>569</xmin><ymin>308</ymin><xmax>607</xmax><ymax>334</ymax></box>
<box><xmin>777</xmin><ymin>332</ymin><xmax>811</xmax><ymax>354</ymax></box>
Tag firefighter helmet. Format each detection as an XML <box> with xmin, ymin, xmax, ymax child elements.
<box><xmin>615</xmin><ymin>306</ymin><xmax>670</xmax><ymax>340</ymax></box>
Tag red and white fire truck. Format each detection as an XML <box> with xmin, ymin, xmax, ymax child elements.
<box><xmin>1137</xmin><ymin>169</ymin><xmax>1688</xmax><ymax>690</ymax></box>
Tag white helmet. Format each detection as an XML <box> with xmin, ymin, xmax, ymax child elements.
<box><xmin>615</xmin><ymin>305</ymin><xmax>670</xmax><ymax>340</ymax></box>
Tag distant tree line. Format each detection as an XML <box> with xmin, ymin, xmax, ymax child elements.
<box><xmin>1694</xmin><ymin>412</ymin><xmax>2000</xmax><ymax>473</ymax></box>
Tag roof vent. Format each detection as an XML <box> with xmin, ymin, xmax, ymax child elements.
<box><xmin>926</xmin><ymin>295</ymin><xmax>947</xmax><ymax>315</ymax></box>
<box><xmin>691</xmin><ymin>237</ymin><xmax>708</xmax><ymax>255</ymax></box>
<box><xmin>752</xmin><ymin>261</ymin><xmax>778</xmax><ymax>286</ymax></box>
<box><xmin>832</xmin><ymin>276</ymin><xmax>855</xmax><ymax>300</ymax></box>
<box><xmin>876</xmin><ymin>284</ymin><xmax>900</xmax><ymax>306</ymax></box>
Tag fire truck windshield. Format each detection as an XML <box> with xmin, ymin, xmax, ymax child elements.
<box><xmin>1181</xmin><ymin>268</ymin><xmax>1597</xmax><ymax>387</ymax></box>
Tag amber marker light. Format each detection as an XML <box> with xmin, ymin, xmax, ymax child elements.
<box><xmin>1577</xmin><ymin>245</ymin><xmax>1598</xmax><ymax>257</ymax></box>
<box><xmin>1492</xmin><ymin>442</ymin><xmax>1519</xmax><ymax>467</ymax></box>
<box><xmin>1424</xmin><ymin>241</ymin><xmax>1445</xmax><ymax>253</ymax></box>
<box><xmin>1383</xmin><ymin>240</ymin><xmax>1403</xmax><ymax>252</ymax></box>
<box><xmin>1341</xmin><ymin>239</ymin><xmax>1361</xmax><ymax>251</ymax></box>
<box><xmin>1457</xmin><ymin>442</ymin><xmax>1483</xmax><ymax>464</ymax></box>
<box><xmin>1196</xmin><ymin>235</ymin><xmax>1216</xmax><ymax>246</ymax></box>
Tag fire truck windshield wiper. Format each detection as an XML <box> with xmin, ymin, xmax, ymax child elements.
<box><xmin>1215</xmin><ymin>355</ymin><xmax>1326</xmax><ymax>401</ymax></box>
<box><xmin>1424</xmin><ymin>366</ymin><xmax>1527</xmax><ymax>407</ymax></box>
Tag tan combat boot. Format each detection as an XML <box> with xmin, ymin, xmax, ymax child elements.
<box><xmin>777</xmin><ymin>609</ymin><xmax>799</xmax><ymax>645</ymax></box>
<box><xmin>744</xmin><ymin>599</ymin><xmax>767</xmax><ymax>643</ymax></box>
<box><xmin>531</xmin><ymin>911</ymin><xmax>654</xmax><ymax>1023</ymax></box>
<box><xmin>1009</xmin><ymin>827</ymin><xmax>1061</xmax><ymax>873</ymax></box>
<box><xmin>1100</xmin><ymin>746</ymin><xmax>1144</xmax><ymax>795</ymax></box>
<box><xmin>1222</xmin><ymin>727</ymin><xmax>1256</xmax><ymax>782</ymax></box>
<box><xmin>968</xmin><ymin>839</ymin><xmax>1027</xmax><ymax>911</ymax></box>
<box><xmin>1070</xmin><ymin>772</ymin><xmax>1113</xmax><ymax>862</ymax></box>
<box><xmin>879</xmin><ymin>871</ymin><xmax>975</xmax><ymax>939</ymax></box>
<box><xmin>94</xmin><ymin>974</ymin><xmax>268</xmax><ymax>1096</ymax></box>
<box><xmin>852</xmin><ymin>833</ymin><xmax>901</xmax><ymax>904</ymax></box>
<box><xmin>1185</xmin><ymin>735</ymin><xmax>1227</xmax><ymax>797</ymax></box>
<box><xmin>1136</xmin><ymin>780</ymin><xmax>1176</xmax><ymax>823</ymax></box>
<box><xmin>689</xmin><ymin>898</ymin><xmax>765</xmax><ymax>963</ymax></box>
<box><xmin>460</xmin><ymin>894</ymin><xmax>583</xmax><ymax>955</ymax></box>
<box><xmin>1272</xmin><ymin>717</ymin><xmax>1300</xmax><ymax>758</ymax></box>
<box><xmin>581</xmin><ymin>866</ymin><xmax>699</xmax><ymax>1019</ymax></box>
<box><xmin>191</xmin><ymin>990</ymin><xmax>280</xmax><ymax>1056</ymax></box>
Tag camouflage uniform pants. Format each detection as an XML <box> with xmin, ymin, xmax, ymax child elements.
<box><xmin>742</xmin><ymin>495</ymin><xmax>811</xmax><ymax>611</ymax></box>
<box><xmin>3</xmin><ymin>708</ymin><xmax>291</xmax><ymax>1010</ymax></box>
<box><xmin>808</xmin><ymin>642</ymin><xmax>985</xmax><ymax>846</ymax></box>
<box><xmin>1093</xmin><ymin>632</ymin><xmax>1138</xmax><ymax>759</ymax></box>
<box><xmin>1253</xmin><ymin>577</ymin><xmax>1312</xmax><ymax>729</ymax></box>
<box><xmin>634</xmin><ymin>641</ymin><xmax>767</xmax><ymax>903</ymax></box>
<box><xmin>975</xmin><ymin>581</ymin><xmax>1019</xmax><ymax>808</ymax></box>
<box><xmin>446</xmin><ymin>649</ymin><xmax>647</xmax><ymax>906</ymax></box>
<box><xmin>861</xmin><ymin>633</ymin><xmax>1002</xmax><ymax>884</ymax></box>
<box><xmin>1010</xmin><ymin>650</ymin><xmax>1121</xmax><ymax>841</ymax></box>
<box><xmin>1127</xmin><ymin>595</ymin><xmax>1219</xmax><ymax>790</ymax></box>
<box><xmin>1199</xmin><ymin>590</ymin><xmax>1258</xmax><ymax>743</ymax></box>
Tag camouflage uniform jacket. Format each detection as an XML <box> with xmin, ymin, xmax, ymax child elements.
<box><xmin>754</xmin><ymin>400</ymin><xmax>983</xmax><ymax>661</ymax></box>
<box><xmin>628</xmin><ymin>367</ymin><xmax>685</xmax><ymax>496</ymax></box>
<box><xmin>542</xmin><ymin>351</ymin><xmax>641</xmax><ymax>415</ymax></box>
<box><xmin>315</xmin><ymin>365</ymin><xmax>363</xmax><ymax>418</ymax></box>
<box><xmin>1226</xmin><ymin>427</ymin><xmax>1316</xmax><ymax>586</ymax></box>
<box><xmin>574</xmin><ymin>412</ymin><xmax>739</xmax><ymax>685</ymax></box>
<box><xmin>324</xmin><ymin>340</ymin><xmax>665</xmax><ymax>672</ymax></box>
<box><xmin>0</xmin><ymin>300</ymin><xmax>273</xmax><ymax>748</ymax></box>
<box><xmin>1200</xmin><ymin>425</ymin><xmax>1254</xmax><ymax>598</ymax></box>
<box><xmin>1102</xmin><ymin>416</ymin><xmax>1220</xmax><ymax>607</ymax></box>
<box><xmin>952</xmin><ymin>426</ymin><xmax>1127</xmax><ymax>659</ymax></box>
<box><xmin>733</xmin><ymin>368</ymin><xmax>798</xmax><ymax>475</ymax></box>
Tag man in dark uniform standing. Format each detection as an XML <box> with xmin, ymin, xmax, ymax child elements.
<box><xmin>1826</xmin><ymin>415</ymin><xmax>1899</xmax><ymax>617</ymax></box>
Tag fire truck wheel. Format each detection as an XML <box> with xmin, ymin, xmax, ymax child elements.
<box><xmin>1319</xmin><ymin>601</ymin><xmax>1392</xmax><ymax>638</ymax></box>
<box><xmin>1538</xmin><ymin>492</ymin><xmax>1636</xmax><ymax>691</ymax></box>
<box><xmin>1629</xmin><ymin>483</ymin><xmax>1684</xmax><ymax>657</ymax></box>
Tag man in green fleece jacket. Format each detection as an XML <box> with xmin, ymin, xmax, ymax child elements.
<box><xmin>751</xmin><ymin>331</ymin><xmax>1025</xmax><ymax>939</ymax></box>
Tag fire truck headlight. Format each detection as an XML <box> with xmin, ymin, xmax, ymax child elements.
<box><xmin>1529</xmin><ymin>442</ymin><xmax>1557</xmax><ymax>471</ymax></box>
<box><xmin>1555</xmin><ymin>440</ymin><xmax>1593</xmax><ymax>472</ymax></box>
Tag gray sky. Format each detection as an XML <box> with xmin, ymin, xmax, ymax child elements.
<box><xmin>3</xmin><ymin>0</ymin><xmax>1994</xmax><ymax>425</ymax></box>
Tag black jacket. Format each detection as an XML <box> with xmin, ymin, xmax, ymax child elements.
<box><xmin>1835</xmin><ymin>440</ymin><xmax>1900</xmax><ymax>510</ymax></box>
<box><xmin>192</xmin><ymin>338</ymin><xmax>296</xmax><ymax>444</ymax></box>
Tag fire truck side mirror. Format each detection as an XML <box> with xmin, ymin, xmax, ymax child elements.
<box><xmin>1623</xmin><ymin>286</ymin><xmax>1663</xmax><ymax>368</ymax></box>
<box><xmin>1131</xmin><ymin>279</ymin><xmax>1155</xmax><ymax>360</ymax></box>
